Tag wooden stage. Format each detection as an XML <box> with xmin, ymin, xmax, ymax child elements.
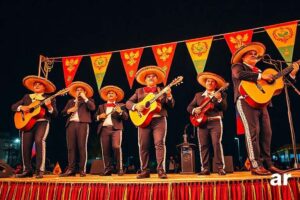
<box><xmin>0</xmin><ymin>171</ymin><xmax>299</xmax><ymax>199</ymax></box>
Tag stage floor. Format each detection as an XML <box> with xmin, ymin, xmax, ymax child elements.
<box><xmin>1</xmin><ymin>171</ymin><xmax>300</xmax><ymax>183</ymax></box>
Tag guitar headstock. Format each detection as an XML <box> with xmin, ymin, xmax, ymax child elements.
<box><xmin>169</xmin><ymin>76</ymin><xmax>184</xmax><ymax>87</ymax></box>
<box><xmin>56</xmin><ymin>87</ymin><xmax>70</xmax><ymax>96</ymax></box>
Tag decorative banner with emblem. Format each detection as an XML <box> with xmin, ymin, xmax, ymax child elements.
<box><xmin>120</xmin><ymin>48</ymin><xmax>144</xmax><ymax>88</ymax></box>
<box><xmin>90</xmin><ymin>52</ymin><xmax>112</xmax><ymax>89</ymax></box>
<box><xmin>264</xmin><ymin>21</ymin><xmax>298</xmax><ymax>62</ymax></box>
<box><xmin>62</xmin><ymin>56</ymin><xmax>83</xmax><ymax>86</ymax></box>
<box><xmin>224</xmin><ymin>29</ymin><xmax>253</xmax><ymax>54</ymax></box>
<box><xmin>185</xmin><ymin>36</ymin><xmax>213</xmax><ymax>73</ymax></box>
<box><xmin>152</xmin><ymin>42</ymin><xmax>177</xmax><ymax>85</ymax></box>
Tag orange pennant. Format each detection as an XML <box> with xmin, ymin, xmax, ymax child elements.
<box><xmin>120</xmin><ymin>48</ymin><xmax>144</xmax><ymax>88</ymax></box>
<box><xmin>152</xmin><ymin>43</ymin><xmax>177</xmax><ymax>85</ymax></box>
<box><xmin>224</xmin><ymin>30</ymin><xmax>253</xmax><ymax>54</ymax></box>
<box><xmin>62</xmin><ymin>56</ymin><xmax>83</xmax><ymax>86</ymax></box>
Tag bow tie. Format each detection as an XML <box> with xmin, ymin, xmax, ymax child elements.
<box><xmin>144</xmin><ymin>87</ymin><xmax>157</xmax><ymax>93</ymax></box>
<box><xmin>106</xmin><ymin>103</ymin><xmax>116</xmax><ymax>107</ymax></box>
<box><xmin>251</xmin><ymin>66</ymin><xmax>260</xmax><ymax>73</ymax></box>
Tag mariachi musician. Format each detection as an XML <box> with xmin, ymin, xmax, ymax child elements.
<box><xmin>187</xmin><ymin>72</ymin><xmax>227</xmax><ymax>175</ymax></box>
<box><xmin>60</xmin><ymin>81</ymin><xmax>96</xmax><ymax>177</ymax></box>
<box><xmin>95</xmin><ymin>85</ymin><xmax>128</xmax><ymax>176</ymax></box>
<box><xmin>126</xmin><ymin>65</ymin><xmax>175</xmax><ymax>179</ymax></box>
<box><xmin>12</xmin><ymin>75</ymin><xmax>58</xmax><ymax>178</ymax></box>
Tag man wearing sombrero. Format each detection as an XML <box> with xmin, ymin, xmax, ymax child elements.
<box><xmin>60</xmin><ymin>81</ymin><xmax>96</xmax><ymax>177</ymax></box>
<box><xmin>126</xmin><ymin>65</ymin><xmax>175</xmax><ymax>179</ymax></box>
<box><xmin>187</xmin><ymin>72</ymin><xmax>228</xmax><ymax>175</ymax></box>
<box><xmin>12</xmin><ymin>75</ymin><xmax>58</xmax><ymax>178</ymax></box>
<box><xmin>95</xmin><ymin>85</ymin><xmax>128</xmax><ymax>176</ymax></box>
<box><xmin>231</xmin><ymin>42</ymin><xmax>299</xmax><ymax>175</ymax></box>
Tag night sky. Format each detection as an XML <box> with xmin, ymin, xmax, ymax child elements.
<box><xmin>1</xmin><ymin>0</ymin><xmax>300</xmax><ymax>168</ymax></box>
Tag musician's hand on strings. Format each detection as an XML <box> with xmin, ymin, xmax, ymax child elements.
<box><xmin>135</xmin><ymin>104</ymin><xmax>145</xmax><ymax>112</ymax></box>
<box><xmin>98</xmin><ymin>113</ymin><xmax>107</xmax><ymax>119</ymax></box>
<box><xmin>262</xmin><ymin>74</ymin><xmax>274</xmax><ymax>82</ymax></box>
<box><xmin>291</xmin><ymin>61</ymin><xmax>299</xmax><ymax>77</ymax></box>
<box><xmin>20</xmin><ymin>106</ymin><xmax>30</xmax><ymax>112</ymax></box>
<box><xmin>214</xmin><ymin>92</ymin><xmax>222</xmax><ymax>100</ymax></box>
<box><xmin>194</xmin><ymin>107</ymin><xmax>202</xmax><ymax>115</ymax></box>
<box><xmin>44</xmin><ymin>99</ymin><xmax>53</xmax><ymax>109</ymax></box>
<box><xmin>166</xmin><ymin>88</ymin><xmax>172</xmax><ymax>98</ymax></box>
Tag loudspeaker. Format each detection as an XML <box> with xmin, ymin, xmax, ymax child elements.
<box><xmin>0</xmin><ymin>160</ymin><xmax>14</xmax><ymax>178</ymax></box>
<box><xmin>212</xmin><ymin>156</ymin><xmax>234</xmax><ymax>173</ymax></box>
<box><xmin>180</xmin><ymin>147</ymin><xmax>195</xmax><ymax>174</ymax></box>
<box><xmin>90</xmin><ymin>159</ymin><xmax>104</xmax><ymax>174</ymax></box>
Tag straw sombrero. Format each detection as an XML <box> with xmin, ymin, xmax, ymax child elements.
<box><xmin>99</xmin><ymin>85</ymin><xmax>124</xmax><ymax>102</ymax></box>
<box><xmin>135</xmin><ymin>65</ymin><xmax>166</xmax><ymax>85</ymax></box>
<box><xmin>231</xmin><ymin>42</ymin><xmax>266</xmax><ymax>64</ymax></box>
<box><xmin>23</xmin><ymin>75</ymin><xmax>56</xmax><ymax>93</ymax></box>
<box><xmin>68</xmin><ymin>81</ymin><xmax>94</xmax><ymax>98</ymax></box>
<box><xmin>197</xmin><ymin>72</ymin><xmax>226</xmax><ymax>89</ymax></box>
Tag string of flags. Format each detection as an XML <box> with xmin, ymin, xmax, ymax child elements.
<box><xmin>46</xmin><ymin>20</ymin><xmax>298</xmax><ymax>89</ymax></box>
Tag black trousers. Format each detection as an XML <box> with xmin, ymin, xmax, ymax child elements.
<box><xmin>66</xmin><ymin>122</ymin><xmax>89</xmax><ymax>172</ymax></box>
<box><xmin>236</xmin><ymin>99</ymin><xmax>272</xmax><ymax>168</ymax></box>
<box><xmin>138</xmin><ymin>117</ymin><xmax>167</xmax><ymax>171</ymax></box>
<box><xmin>197</xmin><ymin>119</ymin><xmax>225</xmax><ymax>171</ymax></box>
<box><xmin>21</xmin><ymin>121</ymin><xmax>49</xmax><ymax>172</ymax></box>
<box><xmin>100</xmin><ymin>126</ymin><xmax>123</xmax><ymax>172</ymax></box>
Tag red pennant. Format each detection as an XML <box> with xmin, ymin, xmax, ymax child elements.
<box><xmin>120</xmin><ymin>48</ymin><xmax>144</xmax><ymax>88</ymax></box>
<box><xmin>62</xmin><ymin>56</ymin><xmax>83</xmax><ymax>86</ymax></box>
<box><xmin>152</xmin><ymin>43</ymin><xmax>177</xmax><ymax>85</ymax></box>
<box><xmin>224</xmin><ymin>30</ymin><xmax>253</xmax><ymax>54</ymax></box>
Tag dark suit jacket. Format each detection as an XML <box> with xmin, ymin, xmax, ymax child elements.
<box><xmin>11</xmin><ymin>94</ymin><xmax>58</xmax><ymax>121</ymax></box>
<box><xmin>95</xmin><ymin>103</ymin><xmax>128</xmax><ymax>134</ymax></box>
<box><xmin>62</xmin><ymin>97</ymin><xmax>96</xmax><ymax>127</ymax></box>
<box><xmin>126</xmin><ymin>87</ymin><xmax>175</xmax><ymax>117</ymax></box>
<box><xmin>187</xmin><ymin>92</ymin><xmax>227</xmax><ymax>118</ymax></box>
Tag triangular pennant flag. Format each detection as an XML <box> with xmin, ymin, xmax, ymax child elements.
<box><xmin>152</xmin><ymin>42</ymin><xmax>177</xmax><ymax>85</ymax></box>
<box><xmin>31</xmin><ymin>142</ymin><xmax>36</xmax><ymax>158</ymax></box>
<box><xmin>185</xmin><ymin>37</ymin><xmax>213</xmax><ymax>73</ymax></box>
<box><xmin>90</xmin><ymin>52</ymin><xmax>112</xmax><ymax>89</ymax></box>
<box><xmin>53</xmin><ymin>162</ymin><xmax>62</xmax><ymax>175</ymax></box>
<box><xmin>264</xmin><ymin>21</ymin><xmax>298</xmax><ymax>62</ymax></box>
<box><xmin>62</xmin><ymin>56</ymin><xmax>83</xmax><ymax>87</ymax></box>
<box><xmin>120</xmin><ymin>48</ymin><xmax>144</xmax><ymax>88</ymax></box>
<box><xmin>224</xmin><ymin>29</ymin><xmax>253</xmax><ymax>54</ymax></box>
<box><xmin>236</xmin><ymin>111</ymin><xmax>245</xmax><ymax>135</ymax></box>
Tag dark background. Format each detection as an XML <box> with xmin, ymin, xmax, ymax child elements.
<box><xmin>1</xmin><ymin>0</ymin><xmax>299</xmax><ymax>170</ymax></box>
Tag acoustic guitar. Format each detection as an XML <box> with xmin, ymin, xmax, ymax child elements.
<box><xmin>129</xmin><ymin>76</ymin><xmax>183</xmax><ymax>127</ymax></box>
<box><xmin>14</xmin><ymin>88</ymin><xmax>69</xmax><ymax>131</ymax></box>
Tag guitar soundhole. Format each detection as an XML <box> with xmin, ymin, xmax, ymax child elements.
<box><xmin>29</xmin><ymin>108</ymin><xmax>35</xmax><ymax>113</ymax></box>
<box><xmin>145</xmin><ymin>101</ymin><xmax>150</xmax><ymax>108</ymax></box>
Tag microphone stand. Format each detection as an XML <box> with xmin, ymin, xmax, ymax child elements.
<box><xmin>262</xmin><ymin>56</ymin><xmax>300</xmax><ymax>170</ymax></box>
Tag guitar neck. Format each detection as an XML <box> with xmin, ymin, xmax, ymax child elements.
<box><xmin>199</xmin><ymin>84</ymin><xmax>229</xmax><ymax>109</ymax></box>
<box><xmin>150</xmin><ymin>85</ymin><xmax>171</xmax><ymax>103</ymax></box>
<box><xmin>274</xmin><ymin>65</ymin><xmax>294</xmax><ymax>79</ymax></box>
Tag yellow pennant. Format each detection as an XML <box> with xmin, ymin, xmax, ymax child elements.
<box><xmin>90</xmin><ymin>52</ymin><xmax>112</xmax><ymax>89</ymax></box>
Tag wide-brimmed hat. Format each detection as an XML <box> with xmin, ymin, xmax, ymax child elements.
<box><xmin>197</xmin><ymin>72</ymin><xmax>226</xmax><ymax>89</ymax></box>
<box><xmin>231</xmin><ymin>42</ymin><xmax>266</xmax><ymax>64</ymax></box>
<box><xmin>99</xmin><ymin>85</ymin><xmax>124</xmax><ymax>102</ymax></box>
<box><xmin>23</xmin><ymin>75</ymin><xmax>56</xmax><ymax>93</ymax></box>
<box><xmin>135</xmin><ymin>65</ymin><xmax>166</xmax><ymax>85</ymax></box>
<box><xmin>68</xmin><ymin>81</ymin><xmax>94</xmax><ymax>98</ymax></box>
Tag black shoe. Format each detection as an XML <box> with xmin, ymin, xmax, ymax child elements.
<box><xmin>36</xmin><ymin>171</ymin><xmax>44</xmax><ymax>179</ymax></box>
<box><xmin>158</xmin><ymin>169</ymin><xmax>168</xmax><ymax>179</ymax></box>
<box><xmin>59</xmin><ymin>169</ymin><xmax>76</xmax><ymax>177</ymax></box>
<box><xmin>136</xmin><ymin>170</ymin><xmax>150</xmax><ymax>179</ymax></box>
<box><xmin>79</xmin><ymin>171</ymin><xmax>86</xmax><ymax>177</ymax></box>
<box><xmin>198</xmin><ymin>169</ymin><xmax>210</xmax><ymax>175</ymax></box>
<box><xmin>15</xmin><ymin>170</ymin><xmax>33</xmax><ymax>178</ymax></box>
<box><xmin>217</xmin><ymin>169</ymin><xmax>226</xmax><ymax>175</ymax></box>
<box><xmin>268</xmin><ymin>165</ymin><xmax>285</xmax><ymax>174</ymax></box>
<box><xmin>251</xmin><ymin>166</ymin><xmax>271</xmax><ymax>175</ymax></box>
<box><xmin>117</xmin><ymin>169</ymin><xmax>124</xmax><ymax>176</ymax></box>
<box><xmin>100</xmin><ymin>169</ymin><xmax>112</xmax><ymax>176</ymax></box>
